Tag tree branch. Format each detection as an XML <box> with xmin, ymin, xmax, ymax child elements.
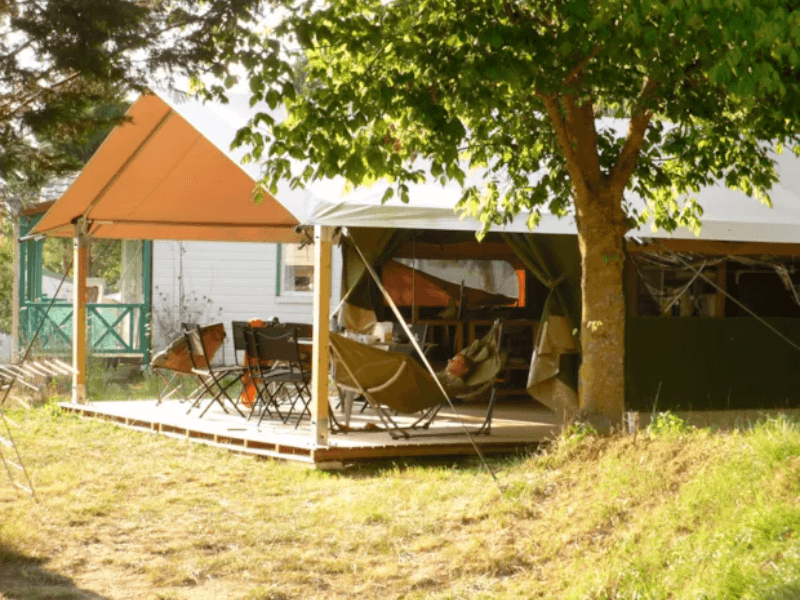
<box><xmin>563</xmin><ymin>45</ymin><xmax>600</xmax><ymax>85</ymax></box>
<box><xmin>540</xmin><ymin>93</ymin><xmax>589</xmax><ymax>198</ymax></box>
<box><xmin>3</xmin><ymin>72</ymin><xmax>82</xmax><ymax>119</ymax></box>
<box><xmin>563</xmin><ymin>92</ymin><xmax>602</xmax><ymax>189</ymax></box>
<box><xmin>608</xmin><ymin>77</ymin><xmax>659</xmax><ymax>193</ymax></box>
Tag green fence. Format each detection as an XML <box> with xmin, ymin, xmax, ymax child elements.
<box><xmin>19</xmin><ymin>301</ymin><xmax>150</xmax><ymax>360</ymax></box>
<box><xmin>18</xmin><ymin>212</ymin><xmax>152</xmax><ymax>363</ymax></box>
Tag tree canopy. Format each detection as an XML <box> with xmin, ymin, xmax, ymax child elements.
<box><xmin>233</xmin><ymin>0</ymin><xmax>800</xmax><ymax>428</ymax></box>
<box><xmin>239</xmin><ymin>0</ymin><xmax>800</xmax><ymax>231</ymax></box>
<box><xmin>1</xmin><ymin>0</ymin><xmax>266</xmax><ymax>202</ymax></box>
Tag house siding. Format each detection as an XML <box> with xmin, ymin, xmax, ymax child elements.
<box><xmin>151</xmin><ymin>241</ymin><xmax>342</xmax><ymax>364</ymax></box>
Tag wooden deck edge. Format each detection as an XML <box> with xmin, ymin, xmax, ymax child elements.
<box><xmin>59</xmin><ymin>403</ymin><xmax>317</xmax><ymax>465</ymax></box>
<box><xmin>312</xmin><ymin>441</ymin><xmax>540</xmax><ymax>462</ymax></box>
<box><xmin>58</xmin><ymin>402</ymin><xmax>545</xmax><ymax>467</ymax></box>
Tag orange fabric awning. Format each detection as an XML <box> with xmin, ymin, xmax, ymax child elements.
<box><xmin>31</xmin><ymin>93</ymin><xmax>304</xmax><ymax>243</ymax></box>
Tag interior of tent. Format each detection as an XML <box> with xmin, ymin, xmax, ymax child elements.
<box><xmin>335</xmin><ymin>227</ymin><xmax>584</xmax><ymax>419</ymax></box>
<box><xmin>337</xmin><ymin>227</ymin><xmax>800</xmax><ymax>421</ymax></box>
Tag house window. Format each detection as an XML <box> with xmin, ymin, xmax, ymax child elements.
<box><xmin>278</xmin><ymin>243</ymin><xmax>314</xmax><ymax>295</ymax></box>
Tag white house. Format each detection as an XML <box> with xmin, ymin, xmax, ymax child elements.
<box><xmin>151</xmin><ymin>240</ymin><xmax>343</xmax><ymax>363</ymax></box>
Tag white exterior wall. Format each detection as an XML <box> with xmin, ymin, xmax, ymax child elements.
<box><xmin>151</xmin><ymin>241</ymin><xmax>342</xmax><ymax>364</ymax></box>
<box><xmin>0</xmin><ymin>333</ymin><xmax>12</xmax><ymax>363</ymax></box>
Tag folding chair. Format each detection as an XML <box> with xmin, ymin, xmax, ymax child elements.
<box><xmin>281</xmin><ymin>322</ymin><xmax>313</xmax><ymax>338</ymax></box>
<box><xmin>242</xmin><ymin>326</ymin><xmax>292</xmax><ymax>423</ymax></box>
<box><xmin>151</xmin><ymin>323</ymin><xmax>226</xmax><ymax>405</ymax></box>
<box><xmin>251</xmin><ymin>327</ymin><xmax>312</xmax><ymax>427</ymax></box>
<box><xmin>183</xmin><ymin>324</ymin><xmax>247</xmax><ymax>418</ymax></box>
<box><xmin>336</xmin><ymin>322</ymin><xmax>431</xmax><ymax>417</ymax></box>
<box><xmin>231</xmin><ymin>321</ymin><xmax>249</xmax><ymax>363</ymax></box>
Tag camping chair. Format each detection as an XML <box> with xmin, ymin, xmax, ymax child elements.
<box><xmin>183</xmin><ymin>324</ymin><xmax>247</xmax><ymax>418</ymax></box>
<box><xmin>150</xmin><ymin>323</ymin><xmax>227</xmax><ymax>405</ymax></box>
<box><xmin>236</xmin><ymin>318</ymin><xmax>287</xmax><ymax>408</ymax></box>
<box><xmin>251</xmin><ymin>327</ymin><xmax>312</xmax><ymax>427</ymax></box>
<box><xmin>338</xmin><ymin>322</ymin><xmax>433</xmax><ymax>416</ymax></box>
<box><xmin>241</xmin><ymin>325</ymin><xmax>292</xmax><ymax>423</ymax></box>
<box><xmin>329</xmin><ymin>321</ymin><xmax>506</xmax><ymax>439</ymax></box>
<box><xmin>232</xmin><ymin>321</ymin><xmax>249</xmax><ymax>364</ymax></box>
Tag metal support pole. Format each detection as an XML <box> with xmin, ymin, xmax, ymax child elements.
<box><xmin>72</xmin><ymin>218</ymin><xmax>88</xmax><ymax>404</ymax></box>
<box><xmin>310</xmin><ymin>225</ymin><xmax>333</xmax><ymax>446</ymax></box>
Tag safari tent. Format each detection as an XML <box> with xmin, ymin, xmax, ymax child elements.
<box><xmin>27</xmin><ymin>88</ymin><xmax>800</xmax><ymax>453</ymax></box>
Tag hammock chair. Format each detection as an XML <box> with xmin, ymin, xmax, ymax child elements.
<box><xmin>330</xmin><ymin>320</ymin><xmax>506</xmax><ymax>438</ymax></box>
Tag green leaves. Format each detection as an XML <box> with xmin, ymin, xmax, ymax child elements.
<box><xmin>2</xmin><ymin>0</ymin><xmax>270</xmax><ymax>196</ymax></box>
<box><xmin>229</xmin><ymin>0</ymin><xmax>800</xmax><ymax>241</ymax></box>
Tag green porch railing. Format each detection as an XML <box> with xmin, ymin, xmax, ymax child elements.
<box><xmin>19</xmin><ymin>301</ymin><xmax>150</xmax><ymax>360</ymax></box>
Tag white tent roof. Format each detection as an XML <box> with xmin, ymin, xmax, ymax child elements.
<box><xmin>169</xmin><ymin>90</ymin><xmax>800</xmax><ymax>243</ymax></box>
<box><xmin>35</xmin><ymin>87</ymin><xmax>800</xmax><ymax>244</ymax></box>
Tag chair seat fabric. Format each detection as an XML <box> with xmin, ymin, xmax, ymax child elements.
<box><xmin>330</xmin><ymin>321</ymin><xmax>506</xmax><ymax>414</ymax></box>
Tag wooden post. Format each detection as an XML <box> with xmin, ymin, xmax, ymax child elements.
<box><xmin>310</xmin><ymin>225</ymin><xmax>333</xmax><ymax>446</ymax></box>
<box><xmin>72</xmin><ymin>218</ymin><xmax>88</xmax><ymax>404</ymax></box>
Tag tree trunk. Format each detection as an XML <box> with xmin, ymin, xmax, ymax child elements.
<box><xmin>574</xmin><ymin>192</ymin><xmax>627</xmax><ymax>433</ymax></box>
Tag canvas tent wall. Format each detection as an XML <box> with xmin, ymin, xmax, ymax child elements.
<box><xmin>625</xmin><ymin>238</ymin><xmax>800</xmax><ymax>413</ymax></box>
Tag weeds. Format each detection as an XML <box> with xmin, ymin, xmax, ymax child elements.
<box><xmin>647</xmin><ymin>411</ymin><xmax>693</xmax><ymax>438</ymax></box>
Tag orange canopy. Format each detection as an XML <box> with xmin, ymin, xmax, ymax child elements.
<box><xmin>30</xmin><ymin>93</ymin><xmax>304</xmax><ymax>243</ymax></box>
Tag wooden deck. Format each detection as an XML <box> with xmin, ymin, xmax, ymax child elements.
<box><xmin>60</xmin><ymin>398</ymin><xmax>561</xmax><ymax>467</ymax></box>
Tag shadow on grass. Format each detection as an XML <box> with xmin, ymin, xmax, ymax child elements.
<box><xmin>762</xmin><ymin>582</ymin><xmax>800</xmax><ymax>600</ymax></box>
<box><xmin>0</xmin><ymin>543</ymin><xmax>110</xmax><ymax>600</ymax></box>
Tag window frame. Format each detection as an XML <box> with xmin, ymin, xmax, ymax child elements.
<box><xmin>276</xmin><ymin>243</ymin><xmax>314</xmax><ymax>301</ymax></box>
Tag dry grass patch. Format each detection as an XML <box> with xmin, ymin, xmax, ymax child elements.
<box><xmin>1</xmin><ymin>405</ymin><xmax>800</xmax><ymax>599</ymax></box>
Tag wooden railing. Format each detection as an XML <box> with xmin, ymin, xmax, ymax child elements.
<box><xmin>19</xmin><ymin>300</ymin><xmax>150</xmax><ymax>360</ymax></box>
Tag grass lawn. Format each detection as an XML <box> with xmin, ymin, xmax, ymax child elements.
<box><xmin>1</xmin><ymin>403</ymin><xmax>800</xmax><ymax>599</ymax></box>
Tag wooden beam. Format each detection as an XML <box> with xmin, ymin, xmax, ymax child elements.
<box><xmin>627</xmin><ymin>238</ymin><xmax>800</xmax><ymax>257</ymax></box>
<box><xmin>310</xmin><ymin>225</ymin><xmax>333</xmax><ymax>447</ymax></box>
<box><xmin>72</xmin><ymin>218</ymin><xmax>88</xmax><ymax>404</ymax></box>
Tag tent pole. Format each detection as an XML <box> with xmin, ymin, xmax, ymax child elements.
<box><xmin>72</xmin><ymin>218</ymin><xmax>88</xmax><ymax>404</ymax></box>
<box><xmin>311</xmin><ymin>225</ymin><xmax>333</xmax><ymax>446</ymax></box>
